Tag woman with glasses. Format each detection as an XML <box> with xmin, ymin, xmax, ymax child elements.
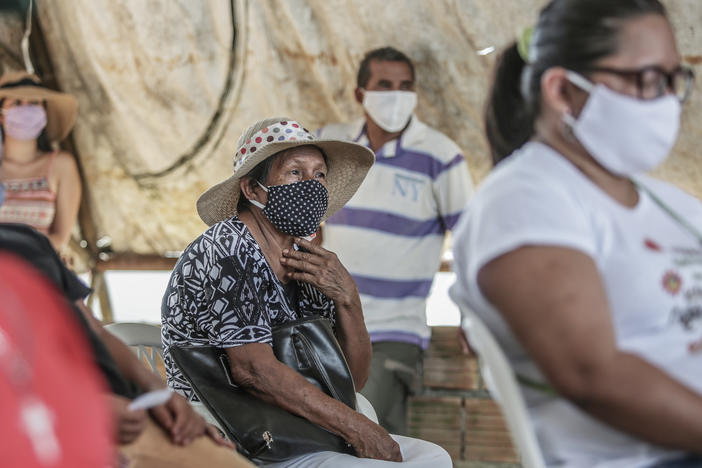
<box><xmin>450</xmin><ymin>0</ymin><xmax>702</xmax><ymax>466</ymax></box>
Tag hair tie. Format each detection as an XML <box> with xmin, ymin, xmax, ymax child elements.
<box><xmin>517</xmin><ymin>26</ymin><xmax>534</xmax><ymax>63</ymax></box>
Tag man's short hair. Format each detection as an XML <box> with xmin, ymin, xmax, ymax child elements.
<box><xmin>356</xmin><ymin>47</ymin><xmax>415</xmax><ymax>89</ymax></box>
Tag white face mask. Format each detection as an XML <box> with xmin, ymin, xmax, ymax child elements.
<box><xmin>563</xmin><ymin>71</ymin><xmax>681</xmax><ymax>177</ymax></box>
<box><xmin>361</xmin><ymin>90</ymin><xmax>417</xmax><ymax>133</ymax></box>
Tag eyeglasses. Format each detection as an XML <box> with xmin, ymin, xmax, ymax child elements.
<box><xmin>582</xmin><ymin>65</ymin><xmax>695</xmax><ymax>103</ymax></box>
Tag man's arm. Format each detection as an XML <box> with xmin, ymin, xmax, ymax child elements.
<box><xmin>478</xmin><ymin>245</ymin><xmax>702</xmax><ymax>451</ymax></box>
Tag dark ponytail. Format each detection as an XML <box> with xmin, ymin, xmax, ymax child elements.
<box><xmin>485</xmin><ymin>43</ymin><xmax>533</xmax><ymax>166</ymax></box>
<box><xmin>485</xmin><ymin>0</ymin><xmax>667</xmax><ymax>165</ymax></box>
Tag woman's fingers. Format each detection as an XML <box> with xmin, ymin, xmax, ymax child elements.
<box><xmin>281</xmin><ymin>248</ymin><xmax>323</xmax><ymax>267</ymax></box>
<box><xmin>286</xmin><ymin>270</ymin><xmax>317</xmax><ymax>284</ymax></box>
<box><xmin>118</xmin><ymin>410</ymin><xmax>147</xmax><ymax>444</ymax></box>
<box><xmin>149</xmin><ymin>404</ymin><xmax>173</xmax><ymax>432</ymax></box>
<box><xmin>280</xmin><ymin>255</ymin><xmax>318</xmax><ymax>274</ymax></box>
<box><xmin>293</xmin><ymin>237</ymin><xmax>327</xmax><ymax>255</ymax></box>
<box><xmin>282</xmin><ymin>240</ymin><xmax>353</xmax><ymax>302</ymax></box>
<box><xmin>205</xmin><ymin>424</ymin><xmax>237</xmax><ymax>449</ymax></box>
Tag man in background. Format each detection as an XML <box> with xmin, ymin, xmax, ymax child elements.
<box><xmin>318</xmin><ymin>47</ymin><xmax>473</xmax><ymax>435</ymax></box>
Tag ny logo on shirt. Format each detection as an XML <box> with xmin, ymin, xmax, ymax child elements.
<box><xmin>392</xmin><ymin>173</ymin><xmax>425</xmax><ymax>202</ymax></box>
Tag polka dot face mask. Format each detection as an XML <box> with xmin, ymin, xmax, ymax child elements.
<box><xmin>249</xmin><ymin>179</ymin><xmax>329</xmax><ymax>237</ymax></box>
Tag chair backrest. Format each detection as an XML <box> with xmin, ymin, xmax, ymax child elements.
<box><xmin>104</xmin><ymin>322</ymin><xmax>164</xmax><ymax>377</ymax></box>
<box><xmin>355</xmin><ymin>392</ymin><xmax>379</xmax><ymax>424</ymax></box>
<box><xmin>454</xmin><ymin>301</ymin><xmax>546</xmax><ymax>468</ymax></box>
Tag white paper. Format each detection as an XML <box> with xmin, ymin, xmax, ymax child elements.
<box><xmin>127</xmin><ymin>387</ymin><xmax>173</xmax><ymax>411</ymax></box>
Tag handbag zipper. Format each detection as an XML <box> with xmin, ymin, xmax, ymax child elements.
<box><xmin>294</xmin><ymin>332</ymin><xmax>344</xmax><ymax>402</ymax></box>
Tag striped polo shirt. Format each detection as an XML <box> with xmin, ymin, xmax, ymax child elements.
<box><xmin>318</xmin><ymin>116</ymin><xmax>473</xmax><ymax>348</ymax></box>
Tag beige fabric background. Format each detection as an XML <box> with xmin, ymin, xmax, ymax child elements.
<box><xmin>2</xmin><ymin>0</ymin><xmax>701</xmax><ymax>255</ymax></box>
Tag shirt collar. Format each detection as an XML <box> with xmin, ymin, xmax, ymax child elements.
<box><xmin>357</xmin><ymin>114</ymin><xmax>423</xmax><ymax>158</ymax></box>
<box><xmin>351</xmin><ymin>118</ymin><xmax>367</xmax><ymax>144</ymax></box>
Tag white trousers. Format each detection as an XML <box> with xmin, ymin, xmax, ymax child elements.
<box><xmin>262</xmin><ymin>435</ymin><xmax>452</xmax><ymax>468</ymax></box>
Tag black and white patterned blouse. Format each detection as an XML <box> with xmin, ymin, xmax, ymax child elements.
<box><xmin>161</xmin><ymin>216</ymin><xmax>336</xmax><ymax>402</ymax></box>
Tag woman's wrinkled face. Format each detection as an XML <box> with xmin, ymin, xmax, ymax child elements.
<box><xmin>264</xmin><ymin>146</ymin><xmax>328</xmax><ymax>187</ymax></box>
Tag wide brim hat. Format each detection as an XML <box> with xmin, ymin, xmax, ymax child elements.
<box><xmin>0</xmin><ymin>71</ymin><xmax>78</xmax><ymax>143</ymax></box>
<box><xmin>197</xmin><ymin>119</ymin><xmax>375</xmax><ymax>226</ymax></box>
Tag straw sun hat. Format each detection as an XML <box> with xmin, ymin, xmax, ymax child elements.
<box><xmin>197</xmin><ymin>117</ymin><xmax>375</xmax><ymax>226</ymax></box>
<box><xmin>0</xmin><ymin>70</ymin><xmax>78</xmax><ymax>143</ymax></box>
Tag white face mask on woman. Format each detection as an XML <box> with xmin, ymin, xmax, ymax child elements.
<box><xmin>563</xmin><ymin>71</ymin><xmax>681</xmax><ymax>177</ymax></box>
<box><xmin>362</xmin><ymin>90</ymin><xmax>417</xmax><ymax>133</ymax></box>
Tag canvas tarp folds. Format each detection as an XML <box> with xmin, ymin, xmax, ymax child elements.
<box><xmin>1</xmin><ymin>0</ymin><xmax>701</xmax><ymax>256</ymax></box>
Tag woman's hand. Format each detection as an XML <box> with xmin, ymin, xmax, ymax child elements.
<box><xmin>228</xmin><ymin>344</ymin><xmax>397</xmax><ymax>461</ymax></box>
<box><xmin>106</xmin><ymin>394</ymin><xmax>147</xmax><ymax>445</ymax></box>
<box><xmin>149</xmin><ymin>391</ymin><xmax>206</xmax><ymax>446</ymax></box>
<box><xmin>347</xmin><ymin>416</ymin><xmax>403</xmax><ymax>462</ymax></box>
<box><xmin>281</xmin><ymin>237</ymin><xmax>357</xmax><ymax>305</ymax></box>
<box><xmin>204</xmin><ymin>424</ymin><xmax>238</xmax><ymax>450</ymax></box>
<box><xmin>281</xmin><ymin>237</ymin><xmax>372</xmax><ymax>389</ymax></box>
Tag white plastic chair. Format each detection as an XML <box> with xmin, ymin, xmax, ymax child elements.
<box><xmin>104</xmin><ymin>322</ymin><xmax>164</xmax><ymax>376</ymax></box>
<box><xmin>453</xmin><ymin>300</ymin><xmax>546</xmax><ymax>468</ymax></box>
<box><xmin>356</xmin><ymin>392</ymin><xmax>379</xmax><ymax>424</ymax></box>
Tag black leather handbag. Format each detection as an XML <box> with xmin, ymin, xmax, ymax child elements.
<box><xmin>170</xmin><ymin>316</ymin><xmax>357</xmax><ymax>462</ymax></box>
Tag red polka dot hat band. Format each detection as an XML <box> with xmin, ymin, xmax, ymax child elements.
<box><xmin>234</xmin><ymin>120</ymin><xmax>315</xmax><ymax>172</ymax></box>
<box><xmin>197</xmin><ymin>118</ymin><xmax>375</xmax><ymax>227</ymax></box>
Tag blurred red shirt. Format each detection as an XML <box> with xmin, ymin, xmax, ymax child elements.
<box><xmin>0</xmin><ymin>252</ymin><xmax>113</xmax><ymax>468</ymax></box>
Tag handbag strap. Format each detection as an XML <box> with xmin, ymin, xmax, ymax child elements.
<box><xmin>633</xmin><ymin>179</ymin><xmax>702</xmax><ymax>244</ymax></box>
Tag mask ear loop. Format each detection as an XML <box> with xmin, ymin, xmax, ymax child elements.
<box><xmin>560</xmin><ymin>71</ymin><xmax>595</xmax><ymax>141</ymax></box>
<box><xmin>255</xmin><ymin>180</ymin><xmax>269</xmax><ymax>193</ymax></box>
<box><xmin>247</xmin><ymin>180</ymin><xmax>268</xmax><ymax>209</ymax></box>
<box><xmin>565</xmin><ymin>71</ymin><xmax>595</xmax><ymax>93</ymax></box>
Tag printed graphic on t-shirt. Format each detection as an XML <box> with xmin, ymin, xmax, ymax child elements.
<box><xmin>644</xmin><ymin>237</ymin><xmax>662</xmax><ymax>251</ymax></box>
<box><xmin>662</xmin><ymin>270</ymin><xmax>682</xmax><ymax>295</ymax></box>
<box><xmin>664</xmin><ymin>245</ymin><xmax>702</xmax><ymax>351</ymax></box>
<box><xmin>392</xmin><ymin>173</ymin><xmax>425</xmax><ymax>202</ymax></box>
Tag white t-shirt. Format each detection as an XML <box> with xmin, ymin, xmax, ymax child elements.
<box><xmin>450</xmin><ymin>142</ymin><xmax>702</xmax><ymax>468</ymax></box>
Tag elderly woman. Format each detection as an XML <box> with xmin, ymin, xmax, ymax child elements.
<box><xmin>162</xmin><ymin>118</ymin><xmax>451</xmax><ymax>467</ymax></box>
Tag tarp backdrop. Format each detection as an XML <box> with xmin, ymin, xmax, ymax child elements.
<box><xmin>2</xmin><ymin>0</ymin><xmax>701</xmax><ymax>255</ymax></box>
